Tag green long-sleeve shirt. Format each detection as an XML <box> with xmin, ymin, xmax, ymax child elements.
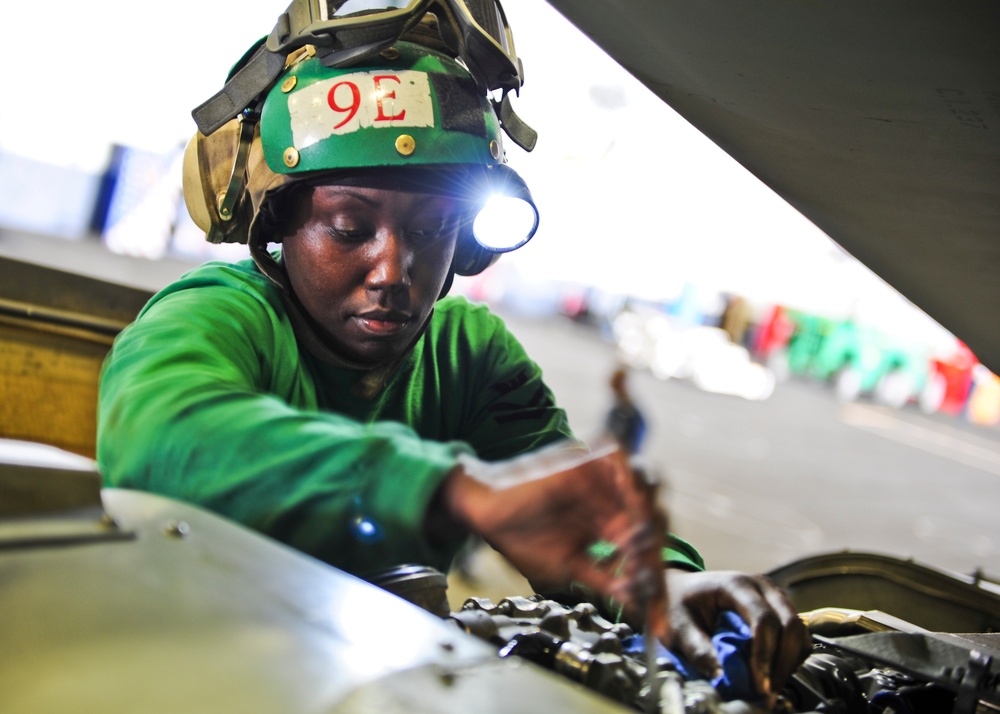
<box><xmin>97</xmin><ymin>257</ymin><xmax>703</xmax><ymax>578</ymax></box>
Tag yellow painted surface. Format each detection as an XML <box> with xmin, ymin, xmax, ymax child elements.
<box><xmin>0</xmin><ymin>318</ymin><xmax>113</xmax><ymax>459</ymax></box>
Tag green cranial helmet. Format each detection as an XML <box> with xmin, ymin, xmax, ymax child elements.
<box><xmin>265</xmin><ymin>43</ymin><xmax>502</xmax><ymax>175</ymax></box>
<box><xmin>183</xmin><ymin>39</ymin><xmax>538</xmax><ymax>277</ymax></box>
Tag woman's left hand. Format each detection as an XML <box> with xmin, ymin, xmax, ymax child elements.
<box><xmin>663</xmin><ymin>569</ymin><xmax>812</xmax><ymax>703</ymax></box>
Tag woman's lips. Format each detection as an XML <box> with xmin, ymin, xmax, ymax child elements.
<box><xmin>355</xmin><ymin>311</ymin><xmax>411</xmax><ymax>335</ymax></box>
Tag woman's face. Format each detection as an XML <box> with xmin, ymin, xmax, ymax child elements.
<box><xmin>281</xmin><ymin>183</ymin><xmax>462</xmax><ymax>366</ymax></box>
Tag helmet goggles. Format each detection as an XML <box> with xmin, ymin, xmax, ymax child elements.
<box><xmin>268</xmin><ymin>0</ymin><xmax>522</xmax><ymax>95</ymax></box>
<box><xmin>192</xmin><ymin>0</ymin><xmax>533</xmax><ymax>150</ymax></box>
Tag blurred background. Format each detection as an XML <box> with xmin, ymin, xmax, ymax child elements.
<box><xmin>3</xmin><ymin>0</ymin><xmax>998</xmax><ymax>600</ymax></box>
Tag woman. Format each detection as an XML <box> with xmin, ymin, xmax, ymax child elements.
<box><xmin>98</xmin><ymin>26</ymin><xmax>807</xmax><ymax>699</ymax></box>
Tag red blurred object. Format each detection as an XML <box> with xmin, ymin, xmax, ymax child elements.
<box><xmin>753</xmin><ymin>305</ymin><xmax>795</xmax><ymax>360</ymax></box>
<box><xmin>927</xmin><ymin>341</ymin><xmax>977</xmax><ymax>416</ymax></box>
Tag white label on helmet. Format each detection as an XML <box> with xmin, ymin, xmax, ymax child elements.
<box><xmin>288</xmin><ymin>70</ymin><xmax>434</xmax><ymax>150</ymax></box>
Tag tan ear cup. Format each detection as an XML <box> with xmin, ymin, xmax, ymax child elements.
<box><xmin>181</xmin><ymin>119</ymin><xmax>254</xmax><ymax>243</ymax></box>
<box><xmin>182</xmin><ymin>131</ymin><xmax>215</xmax><ymax>234</ymax></box>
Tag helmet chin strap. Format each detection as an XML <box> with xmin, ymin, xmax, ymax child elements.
<box><xmin>248</xmin><ymin>219</ymin><xmax>438</xmax><ymax>398</ymax></box>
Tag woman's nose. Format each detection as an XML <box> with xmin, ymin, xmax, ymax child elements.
<box><xmin>366</xmin><ymin>231</ymin><xmax>412</xmax><ymax>290</ymax></box>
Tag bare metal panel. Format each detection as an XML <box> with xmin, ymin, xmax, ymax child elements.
<box><xmin>0</xmin><ymin>486</ymin><xmax>630</xmax><ymax>714</ymax></box>
<box><xmin>542</xmin><ymin>0</ymin><xmax>1000</xmax><ymax>370</ymax></box>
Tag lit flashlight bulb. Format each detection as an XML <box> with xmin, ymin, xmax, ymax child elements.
<box><xmin>472</xmin><ymin>194</ymin><xmax>537</xmax><ymax>251</ymax></box>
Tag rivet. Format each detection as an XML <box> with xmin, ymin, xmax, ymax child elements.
<box><xmin>380</xmin><ymin>47</ymin><xmax>400</xmax><ymax>60</ymax></box>
<box><xmin>165</xmin><ymin>520</ymin><xmax>190</xmax><ymax>538</ymax></box>
<box><xmin>216</xmin><ymin>192</ymin><xmax>233</xmax><ymax>221</ymax></box>
<box><xmin>395</xmin><ymin>134</ymin><xmax>416</xmax><ymax>156</ymax></box>
<box><xmin>284</xmin><ymin>147</ymin><xmax>300</xmax><ymax>167</ymax></box>
<box><xmin>489</xmin><ymin>140</ymin><xmax>501</xmax><ymax>160</ymax></box>
<box><xmin>281</xmin><ymin>76</ymin><xmax>297</xmax><ymax>93</ymax></box>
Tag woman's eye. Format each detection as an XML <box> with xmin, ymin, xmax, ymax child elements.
<box><xmin>408</xmin><ymin>227</ymin><xmax>439</xmax><ymax>239</ymax></box>
<box><xmin>326</xmin><ymin>224</ymin><xmax>371</xmax><ymax>242</ymax></box>
<box><xmin>409</xmin><ymin>217</ymin><xmax>458</xmax><ymax>239</ymax></box>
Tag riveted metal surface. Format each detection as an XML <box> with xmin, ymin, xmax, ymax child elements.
<box><xmin>0</xmin><ymin>487</ymin><xmax>632</xmax><ymax>714</ymax></box>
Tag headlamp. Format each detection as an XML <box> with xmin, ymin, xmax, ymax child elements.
<box><xmin>472</xmin><ymin>164</ymin><xmax>538</xmax><ymax>253</ymax></box>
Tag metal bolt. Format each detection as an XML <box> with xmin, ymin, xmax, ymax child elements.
<box><xmin>281</xmin><ymin>76</ymin><xmax>297</xmax><ymax>93</ymax></box>
<box><xmin>284</xmin><ymin>147</ymin><xmax>300</xmax><ymax>168</ymax></box>
<box><xmin>164</xmin><ymin>520</ymin><xmax>191</xmax><ymax>538</ymax></box>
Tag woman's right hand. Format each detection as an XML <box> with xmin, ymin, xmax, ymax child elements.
<box><xmin>438</xmin><ymin>439</ymin><xmax>670</xmax><ymax>641</ymax></box>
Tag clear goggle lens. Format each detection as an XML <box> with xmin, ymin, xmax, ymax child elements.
<box><xmin>321</xmin><ymin>0</ymin><xmax>416</xmax><ymax>21</ymax></box>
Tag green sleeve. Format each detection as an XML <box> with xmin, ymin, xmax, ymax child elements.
<box><xmin>586</xmin><ymin>533</ymin><xmax>705</xmax><ymax>573</ymax></box>
<box><xmin>664</xmin><ymin>533</ymin><xmax>705</xmax><ymax>572</ymax></box>
<box><xmin>440</xmin><ymin>299</ymin><xmax>574</xmax><ymax>461</ymax></box>
<box><xmin>98</xmin><ymin>274</ymin><xmax>468</xmax><ymax>576</ymax></box>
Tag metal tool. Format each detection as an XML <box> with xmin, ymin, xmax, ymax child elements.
<box><xmin>604</xmin><ymin>367</ymin><xmax>672</xmax><ymax>712</ymax></box>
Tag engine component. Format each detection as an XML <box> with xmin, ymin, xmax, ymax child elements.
<box><xmin>450</xmin><ymin>596</ymin><xmax>1000</xmax><ymax>714</ymax></box>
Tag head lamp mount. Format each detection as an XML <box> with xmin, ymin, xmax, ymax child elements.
<box><xmin>192</xmin><ymin>0</ymin><xmax>536</xmax><ymax>150</ymax></box>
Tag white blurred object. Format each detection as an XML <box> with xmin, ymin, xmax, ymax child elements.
<box><xmin>874</xmin><ymin>369</ymin><xmax>916</xmax><ymax>409</ymax></box>
<box><xmin>618</xmin><ymin>316</ymin><xmax>776</xmax><ymax>401</ymax></box>
<box><xmin>0</xmin><ymin>439</ymin><xmax>96</xmax><ymax>471</ymax></box>
<box><xmin>683</xmin><ymin>328</ymin><xmax>776</xmax><ymax>401</ymax></box>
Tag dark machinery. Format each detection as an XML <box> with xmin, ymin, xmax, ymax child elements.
<box><xmin>448</xmin><ymin>590</ymin><xmax>1000</xmax><ymax>713</ymax></box>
